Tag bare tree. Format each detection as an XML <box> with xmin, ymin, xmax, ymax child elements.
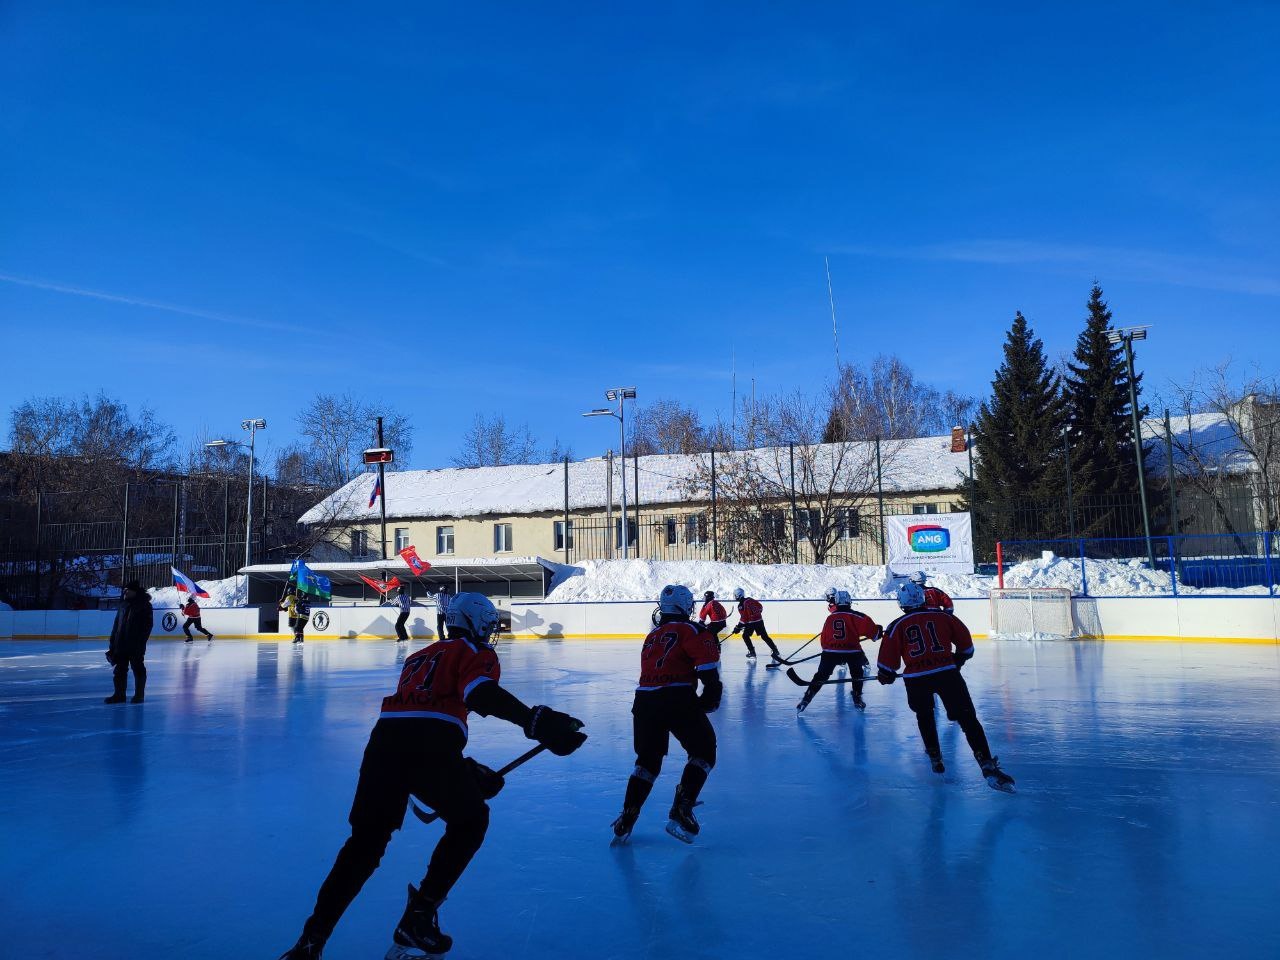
<box><xmin>291</xmin><ymin>393</ymin><xmax>414</xmax><ymax>489</ymax></box>
<box><xmin>825</xmin><ymin>355</ymin><xmax>978</xmax><ymax>441</ymax></box>
<box><xmin>1165</xmin><ymin>362</ymin><xmax>1280</xmax><ymax>533</ymax></box>
<box><xmin>628</xmin><ymin>399</ymin><xmax>708</xmax><ymax>456</ymax></box>
<box><xmin>453</xmin><ymin>413</ymin><xmax>539</xmax><ymax>468</ymax></box>
<box><xmin>685</xmin><ymin>388</ymin><xmax>899</xmax><ymax>564</ymax></box>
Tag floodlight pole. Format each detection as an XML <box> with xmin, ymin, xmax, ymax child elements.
<box><xmin>583</xmin><ymin>388</ymin><xmax>638</xmax><ymax>559</ymax></box>
<box><xmin>241</xmin><ymin>419</ymin><xmax>266</xmax><ymax>569</ymax></box>
<box><xmin>1110</xmin><ymin>328</ymin><xmax>1154</xmax><ymax>567</ymax></box>
<box><xmin>377</xmin><ymin>416</ymin><xmax>388</xmax><ymax>560</ymax></box>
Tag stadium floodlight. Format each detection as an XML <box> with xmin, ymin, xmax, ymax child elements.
<box><xmin>206</xmin><ymin>418</ymin><xmax>266</xmax><ymax>569</ymax></box>
<box><xmin>582</xmin><ymin>387</ymin><xmax>639</xmax><ymax>558</ymax></box>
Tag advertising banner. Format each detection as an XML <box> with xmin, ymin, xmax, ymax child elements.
<box><xmin>884</xmin><ymin>512</ymin><xmax>974</xmax><ymax>574</ymax></box>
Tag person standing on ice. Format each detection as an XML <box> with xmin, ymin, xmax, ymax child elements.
<box><xmin>728</xmin><ymin>587</ymin><xmax>781</xmax><ymax>661</ymax></box>
<box><xmin>612</xmin><ymin>584</ymin><xmax>723</xmax><ymax>845</ymax></box>
<box><xmin>910</xmin><ymin>570</ymin><xmax>954</xmax><ymax>614</ymax></box>
<box><xmin>105</xmin><ymin>580</ymin><xmax>153</xmax><ymax>704</ymax></box>
<box><xmin>434</xmin><ymin>585</ymin><xmax>451</xmax><ymax>640</ymax></box>
<box><xmin>797</xmin><ymin>590</ymin><xmax>879</xmax><ymax>712</ymax></box>
<box><xmin>280</xmin><ymin>590</ymin><xmax>310</xmax><ymax>643</ymax></box>
<box><xmin>277</xmin><ymin>593</ymin><xmax>587</xmax><ymax>960</ymax></box>
<box><xmin>697</xmin><ymin>589</ymin><xmax>727</xmax><ymax>642</ymax></box>
<box><xmin>877</xmin><ymin>581</ymin><xmax>1014</xmax><ymax>791</ymax></box>
<box><xmin>180</xmin><ymin>595</ymin><xmax>214</xmax><ymax>642</ymax></box>
<box><xmin>387</xmin><ymin>587</ymin><xmax>412</xmax><ymax>643</ymax></box>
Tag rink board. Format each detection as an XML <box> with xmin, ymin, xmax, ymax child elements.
<box><xmin>2</xmin><ymin>595</ymin><xmax>1279</xmax><ymax>643</ymax></box>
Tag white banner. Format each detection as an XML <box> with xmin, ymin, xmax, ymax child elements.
<box><xmin>883</xmin><ymin>512</ymin><xmax>974</xmax><ymax>574</ymax></box>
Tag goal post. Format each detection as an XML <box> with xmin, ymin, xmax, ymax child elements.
<box><xmin>988</xmin><ymin>587</ymin><xmax>1075</xmax><ymax>638</ymax></box>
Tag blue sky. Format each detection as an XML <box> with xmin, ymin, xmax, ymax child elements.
<box><xmin>2</xmin><ymin>1</ymin><xmax>1277</xmax><ymax>470</ymax></box>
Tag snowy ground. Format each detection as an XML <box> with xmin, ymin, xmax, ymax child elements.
<box><xmin>543</xmin><ymin>556</ymin><xmax>1276</xmax><ymax>601</ymax></box>
<box><xmin>2</xmin><ymin>637</ymin><xmax>1278</xmax><ymax>960</ymax></box>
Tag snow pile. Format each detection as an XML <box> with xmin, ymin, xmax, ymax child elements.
<box><xmin>1000</xmin><ymin>555</ymin><xmax>1174</xmax><ymax>595</ymax></box>
<box><xmin>149</xmin><ymin>575</ymin><xmax>248</xmax><ymax>609</ymax></box>
<box><xmin>990</xmin><ymin>631</ymin><xmax>1074</xmax><ymax>642</ymax></box>
<box><xmin>544</xmin><ymin>559</ymin><xmax>992</xmax><ymax>603</ymax></box>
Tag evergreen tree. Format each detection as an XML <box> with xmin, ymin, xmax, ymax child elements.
<box><xmin>1063</xmin><ymin>285</ymin><xmax>1152</xmax><ymax>537</ymax></box>
<box><xmin>969</xmin><ymin>312</ymin><xmax>1069</xmax><ymax>544</ymax></box>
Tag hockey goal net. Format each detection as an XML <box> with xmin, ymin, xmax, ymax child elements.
<box><xmin>988</xmin><ymin>587</ymin><xmax>1075</xmax><ymax>638</ymax></box>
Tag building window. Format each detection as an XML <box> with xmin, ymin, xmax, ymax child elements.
<box><xmin>350</xmin><ymin>529</ymin><xmax>369</xmax><ymax>558</ymax></box>
<box><xmin>494</xmin><ymin>523</ymin><xmax>513</xmax><ymax>553</ymax></box>
<box><xmin>686</xmin><ymin>513</ymin><xmax>708</xmax><ymax>546</ymax></box>
<box><xmin>554</xmin><ymin>520</ymin><xmax>574</xmax><ymax>551</ymax></box>
<box><xmin>836</xmin><ymin>507</ymin><xmax>861</xmax><ymax>540</ymax></box>
<box><xmin>763</xmin><ymin>510</ymin><xmax>787</xmax><ymax>542</ymax></box>
<box><xmin>614</xmin><ymin>517</ymin><xmax>638</xmax><ymax>549</ymax></box>
<box><xmin>436</xmin><ymin>525</ymin><xmax>455</xmax><ymax>555</ymax></box>
<box><xmin>795</xmin><ymin>508</ymin><xmax>821</xmax><ymax>540</ymax></box>
<box><xmin>912</xmin><ymin>503</ymin><xmax>940</xmax><ymax>515</ymax></box>
<box><xmin>394</xmin><ymin>527</ymin><xmax>410</xmax><ymax>552</ymax></box>
<box><xmin>665</xmin><ymin>516</ymin><xmax>678</xmax><ymax>546</ymax></box>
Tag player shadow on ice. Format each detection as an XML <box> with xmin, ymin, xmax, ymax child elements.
<box><xmin>509</xmin><ymin>607</ymin><xmax>565</xmax><ymax>640</ymax></box>
<box><xmin>610</xmin><ymin>830</ymin><xmax>727</xmax><ymax>956</ymax></box>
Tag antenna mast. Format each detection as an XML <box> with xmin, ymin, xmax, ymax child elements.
<box><xmin>825</xmin><ymin>255</ymin><xmax>841</xmax><ymax>372</ymax></box>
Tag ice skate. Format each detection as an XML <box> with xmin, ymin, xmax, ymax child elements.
<box><xmin>929</xmin><ymin>754</ymin><xmax>945</xmax><ymax>774</ymax></box>
<box><xmin>796</xmin><ymin>693</ymin><xmax>812</xmax><ymax>714</ymax></box>
<box><xmin>611</xmin><ymin>806</ymin><xmax>640</xmax><ymax>845</ymax></box>
<box><xmin>853</xmin><ymin>695</ymin><xmax>866</xmax><ymax>710</ymax></box>
<box><xmin>746</xmin><ymin>651</ymin><xmax>757</xmax><ymax>660</ymax></box>
<box><xmin>387</xmin><ymin>884</ymin><xmax>451</xmax><ymax>959</ymax></box>
<box><xmin>278</xmin><ymin>932</ymin><xmax>325</xmax><ymax>959</ymax></box>
<box><xmin>665</xmin><ymin>785</ymin><xmax>700</xmax><ymax>843</ymax></box>
<box><xmin>980</xmin><ymin>756</ymin><xmax>1015</xmax><ymax>792</ymax></box>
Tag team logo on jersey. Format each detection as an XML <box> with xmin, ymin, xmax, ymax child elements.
<box><xmin>162</xmin><ymin>612</ymin><xmax>178</xmax><ymax>631</ymax></box>
<box><xmin>907</xmin><ymin>524</ymin><xmax>950</xmax><ymax>553</ymax></box>
<box><xmin>311</xmin><ymin>611</ymin><xmax>330</xmax><ymax>631</ymax></box>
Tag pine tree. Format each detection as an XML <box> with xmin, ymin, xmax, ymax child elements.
<box><xmin>969</xmin><ymin>312</ymin><xmax>1069</xmax><ymax>544</ymax></box>
<box><xmin>1063</xmin><ymin>285</ymin><xmax>1152</xmax><ymax>537</ymax></box>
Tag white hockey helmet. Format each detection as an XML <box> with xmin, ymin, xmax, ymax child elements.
<box><xmin>733</xmin><ymin>587</ymin><xmax>745</xmax><ymax>601</ymax></box>
<box><xmin>824</xmin><ymin>587</ymin><xmax>838</xmax><ymax>603</ymax></box>
<box><xmin>910</xmin><ymin>571</ymin><xmax>928</xmax><ymax>586</ymax></box>
<box><xmin>658</xmin><ymin>584</ymin><xmax>695</xmax><ymax>618</ymax></box>
<box><xmin>834</xmin><ymin>589</ymin><xmax>852</xmax><ymax>607</ymax></box>
<box><xmin>445</xmin><ymin>592</ymin><xmax>501</xmax><ymax>641</ymax></box>
<box><xmin>896</xmin><ymin>581</ymin><xmax>926</xmax><ymax>611</ymax></box>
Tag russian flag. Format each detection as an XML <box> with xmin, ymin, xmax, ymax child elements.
<box><xmin>171</xmin><ymin>566</ymin><xmax>211</xmax><ymax>599</ymax></box>
<box><xmin>369</xmin><ymin>474</ymin><xmax>382</xmax><ymax>509</ymax></box>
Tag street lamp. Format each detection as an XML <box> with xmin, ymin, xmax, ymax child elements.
<box><xmin>1105</xmin><ymin>327</ymin><xmax>1153</xmax><ymax>565</ymax></box>
<box><xmin>583</xmin><ymin>387</ymin><xmax>637</xmax><ymax>559</ymax></box>
<box><xmin>206</xmin><ymin>417</ymin><xmax>266</xmax><ymax>570</ymax></box>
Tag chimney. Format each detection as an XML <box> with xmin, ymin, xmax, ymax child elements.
<box><xmin>950</xmin><ymin>426</ymin><xmax>967</xmax><ymax>453</ymax></box>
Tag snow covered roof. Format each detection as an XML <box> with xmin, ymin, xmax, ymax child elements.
<box><xmin>300</xmin><ymin>435</ymin><xmax>974</xmax><ymax>525</ymax></box>
<box><xmin>299</xmin><ymin>412</ymin><xmax>1252</xmax><ymax>527</ymax></box>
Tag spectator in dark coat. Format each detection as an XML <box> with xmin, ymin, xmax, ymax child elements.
<box><xmin>106</xmin><ymin>580</ymin><xmax>154</xmax><ymax>704</ymax></box>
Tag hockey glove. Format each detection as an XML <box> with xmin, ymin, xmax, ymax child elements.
<box><xmin>465</xmin><ymin>757</ymin><xmax>505</xmax><ymax>799</ymax></box>
<box><xmin>697</xmin><ymin>675</ymin><xmax>723</xmax><ymax>714</ymax></box>
<box><xmin>877</xmin><ymin>669</ymin><xmax>896</xmax><ymax>685</ymax></box>
<box><xmin>730</xmin><ymin>624</ymin><xmax>742</xmax><ymax>635</ymax></box>
<box><xmin>524</xmin><ymin>705</ymin><xmax>587</xmax><ymax>756</ymax></box>
<box><xmin>104</xmin><ymin>650</ymin><xmax>116</xmax><ymax>666</ymax></box>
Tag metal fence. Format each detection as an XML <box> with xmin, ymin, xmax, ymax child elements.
<box><xmin>995</xmin><ymin>532</ymin><xmax>1279</xmax><ymax>597</ymax></box>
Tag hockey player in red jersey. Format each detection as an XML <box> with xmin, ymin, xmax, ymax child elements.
<box><xmin>612</xmin><ymin>584</ymin><xmax>723</xmax><ymax>845</ymax></box>
<box><xmin>698</xmin><ymin>589</ymin><xmax>728</xmax><ymax>642</ymax></box>
<box><xmin>797</xmin><ymin>590</ymin><xmax>880</xmax><ymax>712</ymax></box>
<box><xmin>911</xmin><ymin>570</ymin><xmax>955</xmax><ymax>614</ymax></box>
<box><xmin>728</xmin><ymin>587</ymin><xmax>781</xmax><ymax>661</ymax></box>
<box><xmin>878</xmin><ymin>582</ymin><xmax>1013</xmax><ymax>791</ymax></box>
<box><xmin>278</xmin><ymin>593</ymin><xmax>587</xmax><ymax>960</ymax></box>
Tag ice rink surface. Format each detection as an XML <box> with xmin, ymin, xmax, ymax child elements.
<box><xmin>2</xmin><ymin>636</ymin><xmax>1278</xmax><ymax>960</ymax></box>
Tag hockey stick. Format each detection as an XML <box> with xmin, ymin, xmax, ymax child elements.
<box><xmin>765</xmin><ymin>650</ymin><xmax>823</xmax><ymax>670</ymax></box>
<box><xmin>765</xmin><ymin>633</ymin><xmax>819</xmax><ymax>668</ymax></box>
<box><xmin>410</xmin><ymin>744</ymin><xmax>547</xmax><ymax>825</ymax></box>
<box><xmin>786</xmin><ymin>666</ymin><xmax>898</xmax><ymax>686</ymax></box>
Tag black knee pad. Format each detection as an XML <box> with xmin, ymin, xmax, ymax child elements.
<box><xmin>688</xmin><ymin>755</ymin><xmax>715</xmax><ymax>773</ymax></box>
<box><xmin>445</xmin><ymin>800</ymin><xmax>490</xmax><ymax>845</ymax></box>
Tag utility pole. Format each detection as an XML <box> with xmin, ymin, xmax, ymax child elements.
<box><xmin>376</xmin><ymin>416</ymin><xmax>388</xmax><ymax>560</ymax></box>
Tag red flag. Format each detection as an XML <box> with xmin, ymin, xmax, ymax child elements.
<box><xmin>359</xmin><ymin>574</ymin><xmax>402</xmax><ymax>595</ymax></box>
<box><xmin>399</xmin><ymin>545</ymin><xmax>430</xmax><ymax>577</ymax></box>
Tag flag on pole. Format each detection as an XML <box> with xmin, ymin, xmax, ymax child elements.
<box><xmin>368</xmin><ymin>475</ymin><xmax>382</xmax><ymax>509</ymax></box>
<box><xmin>289</xmin><ymin>558</ymin><xmax>333</xmax><ymax>600</ymax></box>
<box><xmin>171</xmin><ymin>567</ymin><xmax>211</xmax><ymax>599</ymax></box>
<box><xmin>399</xmin><ymin>545</ymin><xmax>430</xmax><ymax>577</ymax></box>
<box><xmin>359</xmin><ymin>573</ymin><xmax>402</xmax><ymax>595</ymax></box>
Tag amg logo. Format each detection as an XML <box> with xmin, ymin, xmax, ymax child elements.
<box><xmin>907</xmin><ymin>524</ymin><xmax>950</xmax><ymax>553</ymax></box>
